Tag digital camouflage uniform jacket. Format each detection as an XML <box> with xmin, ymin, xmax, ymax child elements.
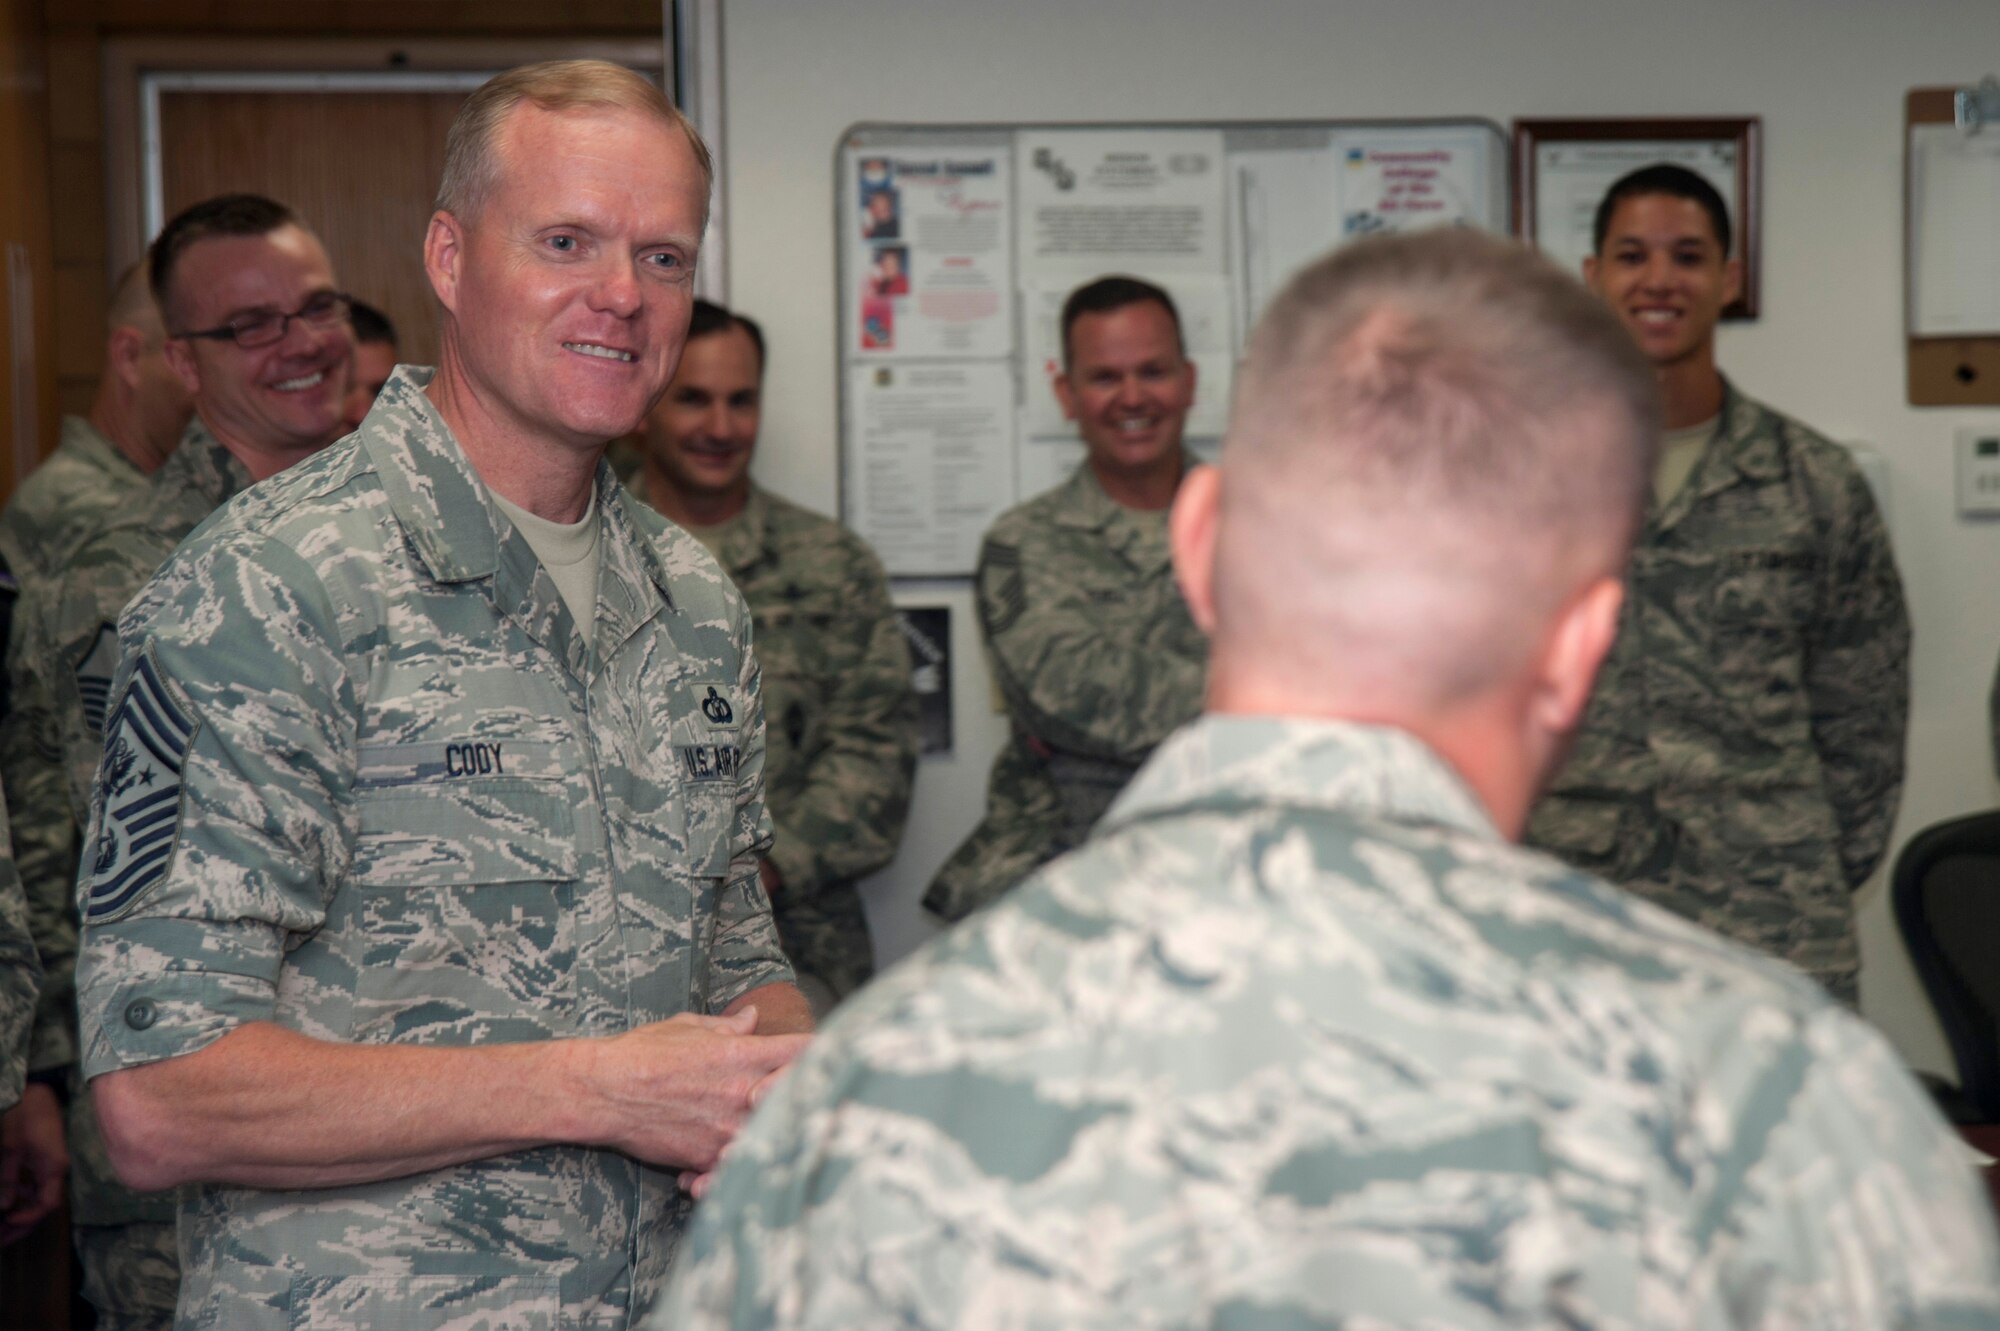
<box><xmin>1528</xmin><ymin>381</ymin><xmax>1909</xmax><ymax>1005</ymax></box>
<box><xmin>0</xmin><ymin>778</ymin><xmax>42</xmax><ymax>1112</ymax></box>
<box><xmin>660</xmin><ymin>715</ymin><xmax>2000</xmax><ymax>1331</ymax></box>
<box><xmin>74</xmin><ymin>369</ymin><xmax>793</xmax><ymax>1330</ymax></box>
<box><xmin>0</xmin><ymin>416</ymin><xmax>151</xmax><ymax>1082</ymax></box>
<box><xmin>627</xmin><ymin>479</ymin><xmax>916</xmax><ymax>1000</ymax></box>
<box><xmin>11</xmin><ymin>417</ymin><xmax>250</xmax><ymax>1239</ymax></box>
<box><xmin>925</xmin><ymin>460</ymin><xmax>1206</xmax><ymax>921</ymax></box>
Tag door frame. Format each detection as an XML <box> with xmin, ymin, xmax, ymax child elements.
<box><xmin>103</xmin><ymin>36</ymin><xmax>666</xmax><ymax>279</ymax></box>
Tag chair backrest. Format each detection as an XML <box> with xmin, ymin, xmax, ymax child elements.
<box><xmin>1892</xmin><ymin>810</ymin><xmax>2000</xmax><ymax>1121</ymax></box>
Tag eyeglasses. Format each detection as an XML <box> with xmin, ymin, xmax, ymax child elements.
<box><xmin>174</xmin><ymin>292</ymin><xmax>354</xmax><ymax>349</ymax></box>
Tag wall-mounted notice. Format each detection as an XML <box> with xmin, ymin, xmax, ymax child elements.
<box><xmin>840</xmin><ymin>120</ymin><xmax>1509</xmax><ymax>577</ymax></box>
<box><xmin>848</xmin><ymin>361</ymin><xmax>1016</xmax><ymax>576</ymax></box>
<box><xmin>849</xmin><ymin>147</ymin><xmax>1012</xmax><ymax>358</ymax></box>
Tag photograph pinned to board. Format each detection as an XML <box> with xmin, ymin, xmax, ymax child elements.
<box><xmin>1513</xmin><ymin>117</ymin><xmax>1761</xmax><ymax>318</ymax></box>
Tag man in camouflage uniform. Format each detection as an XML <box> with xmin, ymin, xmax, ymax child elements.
<box><xmin>10</xmin><ymin>192</ymin><xmax>357</xmax><ymax>1327</ymax></box>
<box><xmin>926</xmin><ymin>275</ymin><xmax>1207</xmax><ymax>921</ymax></box>
<box><xmin>0</xmin><ymin>782</ymin><xmax>54</xmax><ymax>1242</ymax></box>
<box><xmin>0</xmin><ymin>263</ymin><xmax>191</xmax><ymax>1252</ymax></box>
<box><xmin>632</xmin><ymin>299</ymin><xmax>916</xmax><ymax>1010</ymax></box>
<box><xmin>659</xmin><ymin>227</ymin><xmax>2000</xmax><ymax>1331</ymax></box>
<box><xmin>74</xmin><ymin>61</ymin><xmax>807</xmax><ymax>1330</ymax></box>
<box><xmin>1527</xmin><ymin>165</ymin><xmax>1909</xmax><ymax>1006</ymax></box>
<box><xmin>0</xmin><ymin>261</ymin><xmax>191</xmax><ymax>586</ymax></box>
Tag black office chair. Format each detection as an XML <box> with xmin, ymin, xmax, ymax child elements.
<box><xmin>1892</xmin><ymin>810</ymin><xmax>2000</xmax><ymax>1124</ymax></box>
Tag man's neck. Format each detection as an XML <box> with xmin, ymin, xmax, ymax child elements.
<box><xmin>1655</xmin><ymin>355</ymin><xmax>1726</xmax><ymax>432</ymax></box>
<box><xmin>425</xmin><ymin>354</ymin><xmax>597</xmax><ymax>523</ymax></box>
<box><xmin>86</xmin><ymin>394</ymin><xmax>172</xmax><ymax>476</ymax></box>
<box><xmin>197</xmin><ymin>410</ymin><xmax>323</xmax><ymax>485</ymax></box>
<box><xmin>1090</xmin><ymin>453</ymin><xmax>1184</xmax><ymax>511</ymax></box>
<box><xmin>1205</xmin><ymin>667</ymin><xmax>1534</xmax><ymax>841</ymax></box>
<box><xmin>644</xmin><ymin>468</ymin><xmax>747</xmax><ymax>529</ymax></box>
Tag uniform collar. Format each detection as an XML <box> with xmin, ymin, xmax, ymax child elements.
<box><xmin>1048</xmin><ymin>456</ymin><xmax>1192</xmax><ymax>577</ymax></box>
<box><xmin>1049</xmin><ymin>453</ymin><xmax>1196</xmax><ymax>532</ymax></box>
<box><xmin>718</xmin><ymin>484</ymin><xmax>774</xmax><ymax>574</ymax></box>
<box><xmin>58</xmin><ymin>415</ymin><xmax>143</xmax><ymax>479</ymax></box>
<box><xmin>164</xmin><ymin>415</ymin><xmax>257</xmax><ymax>510</ymax></box>
<box><xmin>357</xmin><ymin>366</ymin><xmax>676</xmax><ymax>677</ymax></box>
<box><xmin>621</xmin><ymin>470</ymin><xmax>768</xmax><ymax>576</ymax></box>
<box><xmin>1651</xmin><ymin>377</ymin><xmax>1784</xmax><ymax>531</ymax></box>
<box><xmin>1102</xmin><ymin>713</ymin><xmax>1498</xmax><ymax>845</ymax></box>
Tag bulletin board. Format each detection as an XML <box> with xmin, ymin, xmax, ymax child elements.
<box><xmin>835</xmin><ymin>119</ymin><xmax>1511</xmax><ymax>578</ymax></box>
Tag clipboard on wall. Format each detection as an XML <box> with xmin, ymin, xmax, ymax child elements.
<box><xmin>1907</xmin><ymin>83</ymin><xmax>2000</xmax><ymax>405</ymax></box>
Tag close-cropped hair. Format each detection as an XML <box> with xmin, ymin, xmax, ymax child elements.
<box><xmin>104</xmin><ymin>261</ymin><xmax>159</xmax><ymax>338</ymax></box>
<box><xmin>1591</xmin><ymin>163</ymin><xmax>1733</xmax><ymax>257</ymax></box>
<box><xmin>1231</xmin><ymin>228</ymin><xmax>1660</xmax><ymax>561</ymax></box>
<box><xmin>149</xmin><ymin>193</ymin><xmax>299</xmax><ymax>329</ymax></box>
<box><xmin>1215</xmin><ymin>229</ymin><xmax>1660</xmax><ymax>703</ymax></box>
<box><xmin>1060</xmin><ymin>274</ymin><xmax>1182</xmax><ymax>369</ymax></box>
<box><xmin>348</xmin><ymin>299</ymin><xmax>397</xmax><ymax>348</ymax></box>
<box><xmin>688</xmin><ymin>298</ymin><xmax>766</xmax><ymax>374</ymax></box>
<box><xmin>435</xmin><ymin>59</ymin><xmax>713</xmax><ymax>223</ymax></box>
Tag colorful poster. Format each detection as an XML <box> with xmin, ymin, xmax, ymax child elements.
<box><xmin>848</xmin><ymin>148</ymin><xmax>1012</xmax><ymax>358</ymax></box>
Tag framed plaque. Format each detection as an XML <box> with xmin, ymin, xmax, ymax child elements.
<box><xmin>1514</xmin><ymin>117</ymin><xmax>1761</xmax><ymax>318</ymax></box>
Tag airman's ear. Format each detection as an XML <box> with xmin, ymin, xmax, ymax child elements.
<box><xmin>424</xmin><ymin>211</ymin><xmax>466</xmax><ymax>315</ymax></box>
<box><xmin>1169</xmin><ymin>463</ymin><xmax>1221</xmax><ymax>636</ymax></box>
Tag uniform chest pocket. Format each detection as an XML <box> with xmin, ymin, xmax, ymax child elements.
<box><xmin>1707</xmin><ymin>549</ymin><xmax>1815</xmax><ymax>634</ymax></box>
<box><xmin>1689</xmin><ymin>549</ymin><xmax>1816</xmax><ymax>720</ymax></box>
<box><xmin>352</xmin><ymin>780</ymin><xmax>580</xmax><ymax>887</ymax></box>
<box><xmin>345</xmin><ymin>780</ymin><xmax>581</xmax><ymax>1043</ymax></box>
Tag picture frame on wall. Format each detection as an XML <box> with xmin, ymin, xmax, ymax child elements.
<box><xmin>1513</xmin><ymin>117</ymin><xmax>1762</xmax><ymax>319</ymax></box>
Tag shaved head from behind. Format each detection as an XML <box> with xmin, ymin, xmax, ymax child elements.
<box><xmin>1173</xmin><ymin>229</ymin><xmax>1659</xmax><ymax>835</ymax></box>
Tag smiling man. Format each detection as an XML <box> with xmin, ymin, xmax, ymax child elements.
<box><xmin>926</xmin><ymin>276</ymin><xmax>1208</xmax><ymax>921</ymax></box>
<box><xmin>1528</xmin><ymin>165</ymin><xmax>1910</xmax><ymax>1006</ymax></box>
<box><xmin>13</xmin><ymin>191</ymin><xmax>352</xmax><ymax>1331</ymax></box>
<box><xmin>71</xmin><ymin>61</ymin><xmax>807</xmax><ymax>1330</ymax></box>
<box><xmin>632</xmin><ymin>300</ymin><xmax>916</xmax><ymax>1012</ymax></box>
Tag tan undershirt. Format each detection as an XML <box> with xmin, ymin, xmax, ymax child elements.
<box><xmin>1655</xmin><ymin>416</ymin><xmax>1718</xmax><ymax>507</ymax></box>
<box><xmin>492</xmin><ymin>487</ymin><xmax>602</xmax><ymax>630</ymax></box>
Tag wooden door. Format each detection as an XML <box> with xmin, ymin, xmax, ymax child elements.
<box><xmin>156</xmin><ymin>86</ymin><xmax>473</xmax><ymax>367</ymax></box>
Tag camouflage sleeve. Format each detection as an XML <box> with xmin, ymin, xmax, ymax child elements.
<box><xmin>975</xmin><ymin>531</ymin><xmax>1203</xmax><ymax>763</ymax></box>
<box><xmin>76</xmin><ymin>532</ymin><xmax>356</xmax><ymax>1080</ymax></box>
<box><xmin>699</xmin><ymin>603</ymin><xmax>792</xmax><ymax>1013</ymax></box>
<box><xmin>1804</xmin><ymin>456</ymin><xmax>1910</xmax><ymax>889</ymax></box>
<box><xmin>0</xmin><ymin>631</ymin><xmax>77</xmax><ymax>1075</ymax></box>
<box><xmin>763</xmin><ymin>541</ymin><xmax>917</xmax><ymax>899</ymax></box>
<box><xmin>1715</xmin><ymin>1007</ymin><xmax>2000</xmax><ymax>1325</ymax></box>
<box><xmin>0</xmin><ymin>777</ymin><xmax>44</xmax><ymax>1111</ymax></box>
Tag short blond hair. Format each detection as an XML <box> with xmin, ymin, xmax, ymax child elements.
<box><xmin>436</xmin><ymin>59</ymin><xmax>713</xmax><ymax>222</ymax></box>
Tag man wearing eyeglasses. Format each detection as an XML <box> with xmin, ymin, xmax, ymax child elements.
<box><xmin>14</xmin><ymin>190</ymin><xmax>352</xmax><ymax>1330</ymax></box>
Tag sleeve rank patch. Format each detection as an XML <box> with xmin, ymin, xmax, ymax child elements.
<box><xmin>76</xmin><ymin>622</ymin><xmax>119</xmax><ymax>738</ymax></box>
<box><xmin>83</xmin><ymin>652</ymin><xmax>195</xmax><ymax>923</ymax></box>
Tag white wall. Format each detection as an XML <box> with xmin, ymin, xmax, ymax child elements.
<box><xmin>722</xmin><ymin>0</ymin><xmax>2000</xmax><ymax>1073</ymax></box>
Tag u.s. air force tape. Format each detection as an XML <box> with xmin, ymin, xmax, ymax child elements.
<box><xmin>83</xmin><ymin>652</ymin><xmax>194</xmax><ymax>923</ymax></box>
